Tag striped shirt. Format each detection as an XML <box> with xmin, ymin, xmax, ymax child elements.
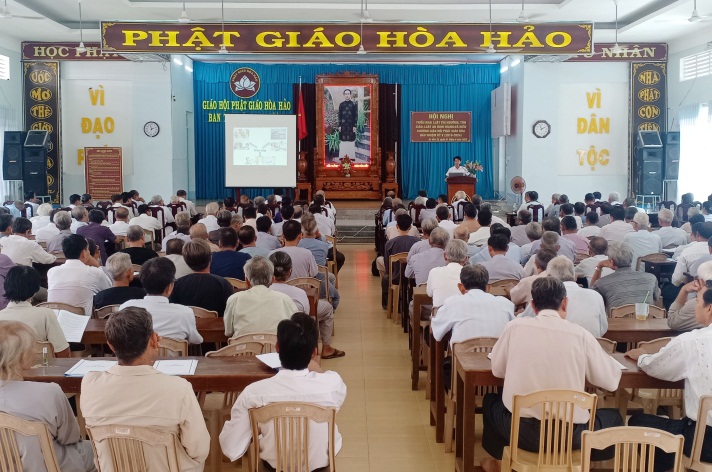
<box><xmin>592</xmin><ymin>267</ymin><xmax>660</xmax><ymax>313</ymax></box>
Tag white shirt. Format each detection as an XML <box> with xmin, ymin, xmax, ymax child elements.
<box><xmin>179</xmin><ymin>198</ymin><xmax>197</xmax><ymax>217</ymax></box>
<box><xmin>426</xmin><ymin>262</ymin><xmax>464</xmax><ymax>307</ymax></box>
<box><xmin>129</xmin><ymin>213</ymin><xmax>162</xmax><ymax>232</ymax></box>
<box><xmin>445</xmin><ymin>165</ymin><xmax>468</xmax><ymax>177</ymax></box>
<box><xmin>655</xmin><ymin>226</ymin><xmax>689</xmax><ymax>248</ymax></box>
<box><xmin>270</xmin><ymin>283</ymin><xmax>310</xmax><ymax>313</ymax></box>
<box><xmin>162</xmin><ymin>231</ymin><xmax>191</xmax><ymax>252</ymax></box>
<box><xmin>70</xmin><ymin>219</ymin><xmax>87</xmax><ymax>234</ymax></box>
<box><xmin>468</xmin><ymin>227</ymin><xmax>491</xmax><ymax>247</ymax></box>
<box><xmin>108</xmin><ymin>220</ymin><xmax>130</xmax><ymax>237</ymax></box>
<box><xmin>598</xmin><ymin>220</ymin><xmax>635</xmax><ymax>245</ymax></box>
<box><xmin>638</xmin><ymin>325</ymin><xmax>712</xmax><ymax>422</ymax></box>
<box><xmin>431</xmin><ymin>289</ymin><xmax>514</xmax><ymax>346</ymax></box>
<box><xmin>577</xmin><ymin>225</ymin><xmax>601</xmax><ymax>238</ymax></box>
<box><xmin>313</xmin><ymin>212</ymin><xmax>336</xmax><ymax>237</ymax></box>
<box><xmin>0</xmin><ymin>235</ymin><xmax>56</xmax><ymax>266</ymax></box>
<box><xmin>47</xmin><ymin>259</ymin><xmax>112</xmax><ymax>315</ymax></box>
<box><xmin>35</xmin><ymin>222</ymin><xmax>59</xmax><ymax>243</ymax></box>
<box><xmin>575</xmin><ymin>254</ymin><xmax>613</xmax><ymax>285</ymax></box>
<box><xmin>438</xmin><ymin>220</ymin><xmax>458</xmax><ymax>238</ymax></box>
<box><xmin>624</xmin><ymin>230</ymin><xmax>663</xmax><ymax>271</ymax></box>
<box><xmin>220</xmin><ymin>368</ymin><xmax>346</xmax><ymax>468</ymax></box>
<box><xmin>30</xmin><ymin>215</ymin><xmax>51</xmax><ymax>234</ymax></box>
<box><xmin>120</xmin><ymin>296</ymin><xmax>203</xmax><ymax>344</ymax></box>
<box><xmin>197</xmin><ymin>214</ymin><xmax>219</xmax><ymax>233</ymax></box>
<box><xmin>673</xmin><ymin>241</ymin><xmax>710</xmax><ymax>286</ymax></box>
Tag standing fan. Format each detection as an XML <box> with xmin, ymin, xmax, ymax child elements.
<box><xmin>510</xmin><ymin>176</ymin><xmax>526</xmax><ymax>210</ymax></box>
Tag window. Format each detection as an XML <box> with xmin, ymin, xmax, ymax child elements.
<box><xmin>0</xmin><ymin>55</ymin><xmax>8</xmax><ymax>80</ymax></box>
<box><xmin>680</xmin><ymin>49</ymin><xmax>712</xmax><ymax>82</ymax></box>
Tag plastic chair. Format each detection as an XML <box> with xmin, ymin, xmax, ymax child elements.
<box><xmin>228</xmin><ymin>333</ymin><xmax>277</xmax><ymax>353</ymax></box>
<box><xmin>487</xmin><ymin>279</ymin><xmax>519</xmax><ymax>299</ymax></box>
<box><xmin>636</xmin><ymin>252</ymin><xmax>670</xmax><ymax>271</ymax></box>
<box><xmin>248</xmin><ymin>402</ymin><xmax>336</xmax><ymax>472</ymax></box>
<box><xmin>387</xmin><ymin>252</ymin><xmax>408</xmax><ymax>323</ymax></box>
<box><xmin>596</xmin><ymin>338</ymin><xmax>617</xmax><ymax>354</ymax></box>
<box><xmin>37</xmin><ymin>302</ymin><xmax>84</xmax><ymax>316</ymax></box>
<box><xmin>317</xmin><ymin>265</ymin><xmax>331</xmax><ymax>303</ymax></box>
<box><xmin>687</xmin><ymin>395</ymin><xmax>712</xmax><ymax>472</ymax></box>
<box><xmin>225</xmin><ymin>278</ymin><xmax>248</xmax><ymax>291</ymax></box>
<box><xmin>93</xmin><ymin>304</ymin><xmax>120</xmax><ymax>320</ymax></box>
<box><xmin>581</xmin><ymin>426</ymin><xmax>683</xmax><ymax>472</ymax></box>
<box><xmin>630</xmin><ymin>338</ymin><xmax>683</xmax><ymax>418</ymax></box>
<box><xmin>444</xmin><ymin>337</ymin><xmax>498</xmax><ymax>453</ymax></box>
<box><xmin>158</xmin><ymin>337</ymin><xmax>188</xmax><ymax>357</ymax></box>
<box><xmin>286</xmin><ymin>277</ymin><xmax>320</xmax><ymax>318</ymax></box>
<box><xmin>0</xmin><ymin>412</ymin><xmax>62</xmax><ymax>471</ymax></box>
<box><xmin>86</xmin><ymin>424</ymin><xmax>181</xmax><ymax>472</ymax></box>
<box><xmin>191</xmin><ymin>306</ymin><xmax>218</xmax><ymax>319</ymax></box>
<box><xmin>325</xmin><ymin>235</ymin><xmax>339</xmax><ymax>288</ymax></box>
<box><xmin>610</xmin><ymin>304</ymin><xmax>666</xmax><ymax>319</ymax></box>
<box><xmin>501</xmin><ymin>389</ymin><xmax>597</xmax><ymax>472</ymax></box>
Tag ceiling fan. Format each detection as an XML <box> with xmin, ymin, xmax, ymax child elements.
<box><xmin>0</xmin><ymin>0</ymin><xmax>43</xmax><ymax>20</ymax></box>
<box><xmin>658</xmin><ymin>0</ymin><xmax>712</xmax><ymax>22</ymax></box>
<box><xmin>178</xmin><ymin>1</ymin><xmax>190</xmax><ymax>23</ymax></box>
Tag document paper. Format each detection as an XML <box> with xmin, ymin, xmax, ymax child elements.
<box><xmin>64</xmin><ymin>359</ymin><xmax>117</xmax><ymax>377</ymax></box>
<box><xmin>153</xmin><ymin>359</ymin><xmax>198</xmax><ymax>376</ymax></box>
<box><xmin>53</xmin><ymin>310</ymin><xmax>90</xmax><ymax>343</ymax></box>
<box><xmin>257</xmin><ymin>352</ymin><xmax>282</xmax><ymax>369</ymax></box>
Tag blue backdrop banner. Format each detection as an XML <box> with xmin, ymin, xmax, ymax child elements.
<box><xmin>193</xmin><ymin>62</ymin><xmax>499</xmax><ymax>200</ymax></box>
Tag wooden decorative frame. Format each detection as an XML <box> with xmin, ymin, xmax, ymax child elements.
<box><xmin>315</xmin><ymin>73</ymin><xmax>381</xmax><ymax>199</ymax></box>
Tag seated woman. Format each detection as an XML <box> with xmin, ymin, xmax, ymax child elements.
<box><xmin>626</xmin><ymin>280</ymin><xmax>712</xmax><ymax>472</ymax></box>
<box><xmin>0</xmin><ymin>321</ymin><xmax>95</xmax><ymax>471</ymax></box>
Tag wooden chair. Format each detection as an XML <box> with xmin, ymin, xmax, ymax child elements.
<box><xmin>325</xmin><ymin>235</ymin><xmax>339</xmax><ymax>289</ymax></box>
<box><xmin>86</xmin><ymin>424</ymin><xmax>181</xmax><ymax>472</ymax></box>
<box><xmin>501</xmin><ymin>389</ymin><xmax>597</xmax><ymax>472</ymax></box>
<box><xmin>596</xmin><ymin>338</ymin><xmax>617</xmax><ymax>354</ymax></box>
<box><xmin>286</xmin><ymin>277</ymin><xmax>320</xmax><ymax>318</ymax></box>
<box><xmin>581</xmin><ymin>426</ymin><xmax>684</xmax><ymax>472</ymax></box>
<box><xmin>0</xmin><ymin>412</ymin><xmax>62</xmax><ymax>471</ymax></box>
<box><xmin>158</xmin><ymin>337</ymin><xmax>188</xmax><ymax>357</ymax></box>
<box><xmin>387</xmin><ymin>252</ymin><xmax>409</xmax><ymax>323</ymax></box>
<box><xmin>147</xmin><ymin>205</ymin><xmax>167</xmax><ymax>238</ymax></box>
<box><xmin>228</xmin><ymin>333</ymin><xmax>277</xmax><ymax>353</ymax></box>
<box><xmin>455</xmin><ymin>200</ymin><xmax>470</xmax><ymax>223</ymax></box>
<box><xmin>225</xmin><ymin>277</ymin><xmax>248</xmax><ymax>291</ymax></box>
<box><xmin>659</xmin><ymin>201</ymin><xmax>677</xmax><ymax>212</ymax></box>
<box><xmin>167</xmin><ymin>202</ymin><xmax>186</xmax><ymax>217</ymax></box>
<box><xmin>409</xmin><ymin>203</ymin><xmax>425</xmax><ymax>228</ymax></box>
<box><xmin>629</xmin><ymin>337</ymin><xmax>683</xmax><ymax>418</ymax></box>
<box><xmin>248</xmin><ymin>402</ymin><xmax>337</xmax><ymax>472</ymax></box>
<box><xmin>37</xmin><ymin>302</ymin><xmax>84</xmax><ymax>316</ymax></box>
<box><xmin>636</xmin><ymin>252</ymin><xmax>669</xmax><ymax>271</ymax></box>
<box><xmin>610</xmin><ymin>304</ymin><xmax>666</xmax><ymax>319</ymax></box>
<box><xmin>191</xmin><ymin>306</ymin><xmax>218</xmax><ymax>319</ymax></box>
<box><xmin>486</xmin><ymin>279</ymin><xmax>519</xmax><ymax>299</ymax></box>
<box><xmin>687</xmin><ymin>395</ymin><xmax>712</xmax><ymax>472</ymax></box>
<box><xmin>143</xmin><ymin>229</ymin><xmax>155</xmax><ymax>246</ymax></box>
<box><xmin>444</xmin><ymin>337</ymin><xmax>498</xmax><ymax>453</ymax></box>
<box><xmin>93</xmin><ymin>304</ymin><xmax>120</xmax><ymax>320</ymax></box>
<box><xmin>527</xmin><ymin>204</ymin><xmax>545</xmax><ymax>222</ymax></box>
<box><xmin>317</xmin><ymin>265</ymin><xmax>331</xmax><ymax>303</ymax></box>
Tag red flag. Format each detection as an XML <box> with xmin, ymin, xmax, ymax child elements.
<box><xmin>297</xmin><ymin>88</ymin><xmax>308</xmax><ymax>141</ymax></box>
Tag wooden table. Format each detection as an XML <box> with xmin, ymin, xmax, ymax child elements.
<box><xmin>643</xmin><ymin>259</ymin><xmax>676</xmax><ymax>283</ymax></box>
<box><xmin>428</xmin><ymin>331</ymin><xmax>449</xmax><ymax>443</ymax></box>
<box><xmin>452</xmin><ymin>350</ymin><xmax>684</xmax><ymax>472</ymax></box>
<box><xmin>410</xmin><ymin>285</ymin><xmax>432</xmax><ymax>390</ymax></box>
<box><xmin>22</xmin><ymin>356</ymin><xmax>275</xmax><ymax>394</ymax></box>
<box><xmin>603</xmin><ymin>317</ymin><xmax>680</xmax><ymax>344</ymax></box>
<box><xmin>82</xmin><ymin>318</ymin><xmax>228</xmax><ymax>344</ymax></box>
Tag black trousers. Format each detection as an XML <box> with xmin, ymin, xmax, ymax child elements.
<box><xmin>327</xmin><ymin>248</ymin><xmax>345</xmax><ymax>272</ymax></box>
<box><xmin>628</xmin><ymin>413</ymin><xmax>712</xmax><ymax>472</ymax></box>
<box><xmin>482</xmin><ymin>393</ymin><xmax>623</xmax><ymax>461</ymax></box>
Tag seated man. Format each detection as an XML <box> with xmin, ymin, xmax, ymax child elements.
<box><xmin>427</xmin><ymin>240</ymin><xmax>470</xmax><ymax>307</ymax></box>
<box><xmin>255</xmin><ymin>216</ymin><xmax>281</xmax><ymax>251</ymax></box>
<box><xmin>469</xmin><ymin>225</ymin><xmax>521</xmax><ymax>264</ymax></box>
<box><xmin>481</xmin><ymin>277</ymin><xmax>622</xmax><ymax>472</ymax></box>
<box><xmin>211</xmin><ymin>227</ymin><xmax>251</xmax><ymax>280</ymax></box>
<box><xmin>509</xmin><ymin>210</ymin><xmax>532</xmax><ymax>246</ymax></box>
<box><xmin>93</xmin><ymin>253</ymin><xmax>146</xmax><ymax>309</ymax></box>
<box><xmin>672</xmin><ymin>222</ymin><xmax>712</xmax><ymax>286</ymax></box>
<box><xmin>626</xmin><ymin>282</ymin><xmax>712</xmax><ymax>471</ymax></box>
<box><xmin>238</xmin><ymin>225</ymin><xmax>270</xmax><ymax>258</ymax></box>
<box><xmin>176</xmin><ymin>189</ymin><xmax>197</xmax><ymax>216</ymax></box>
<box><xmin>242</xmin><ymin>206</ymin><xmax>258</xmax><ymax>229</ymax></box>
<box><xmin>120</xmin><ymin>225</ymin><xmax>159</xmax><ymax>266</ymax></box>
<box><xmin>161</xmin><ymin>211</ymin><xmax>191</xmax><ymax>252</ymax></box>
<box><xmin>623</xmin><ymin>211</ymin><xmax>662</xmax><ymax>271</ymax></box>
<box><xmin>405</xmin><ymin>227</ymin><xmax>449</xmax><ymax>286</ymax></box>
<box><xmin>197</xmin><ymin>202</ymin><xmax>220</xmax><ymax>233</ymax></box>
<box><xmin>35</xmin><ymin>210</ymin><xmax>60</xmax><ymax>243</ymax></box>
<box><xmin>436</xmin><ymin>205</ymin><xmax>457</xmax><ymax>238</ymax></box>
<box><xmin>46</xmin><ymin>211</ymin><xmax>72</xmax><ymax>253</ymax></box>
<box><xmin>170</xmin><ymin>239</ymin><xmax>234</xmax><ymax>316</ymax></box>
<box><xmin>81</xmin><ymin>307</ymin><xmax>209</xmax><ymax>471</ymax></box>
<box><xmin>666</xmin><ymin>261</ymin><xmax>712</xmax><ymax>331</ymax></box>
<box><xmin>223</xmin><ymin>256</ymin><xmax>298</xmax><ymax>338</ymax></box>
<box><xmin>527</xmin><ymin>217</ymin><xmax>576</xmax><ymax>262</ymax></box>
<box><xmin>378</xmin><ymin>214</ymin><xmax>421</xmax><ymax>308</ymax></box>
<box><xmin>419</xmin><ymin>198</ymin><xmax>438</xmax><ymax>223</ymax></box>
<box><xmin>190</xmin><ymin>223</ymin><xmax>220</xmax><ymax>252</ymax></box>
<box><xmin>385</xmin><ymin>208</ymin><xmax>420</xmax><ymax>240</ymax></box>
<box><xmin>208</xmin><ymin>210</ymin><xmax>232</xmax><ymax>245</ymax></box>
<box><xmin>598</xmin><ymin>205</ymin><xmax>634</xmax><ymax>245</ymax></box>
<box><xmin>108</xmin><ymin>206</ymin><xmax>130</xmax><ymax>236</ymax></box>
<box><xmin>468</xmin><ymin>209</ymin><xmax>493</xmax><ymax>247</ymax></box>
<box><xmin>0</xmin><ymin>217</ymin><xmax>57</xmax><ymax>266</ymax></box>
<box><xmin>0</xmin><ymin>265</ymin><xmax>69</xmax><ymax>357</ymax></box>
<box><xmin>271</xmin><ymin>205</ymin><xmax>292</xmax><ymax>238</ymax></box>
<box><xmin>561</xmin><ymin>215</ymin><xmax>589</xmax><ymax>255</ymax></box>
<box><xmin>148</xmin><ymin>194</ymin><xmax>175</xmax><ymax>225</ymax></box>
<box><xmin>655</xmin><ymin>208</ymin><xmax>688</xmax><ymax>248</ymax></box>
<box><xmin>309</xmin><ymin>202</ymin><xmax>335</xmax><ymax>237</ymax></box>
<box><xmin>520</xmin><ymin>256</ymin><xmax>607</xmax><ymax>338</ymax></box>
<box><xmin>47</xmin><ymin>235</ymin><xmax>111</xmax><ymax>315</ymax></box>
<box><xmin>69</xmin><ymin>206</ymin><xmax>88</xmax><ymax>234</ymax></box>
<box><xmin>77</xmin><ymin>209</ymin><xmax>116</xmax><ymax>264</ymax></box>
<box><xmin>164</xmin><ymin>238</ymin><xmax>193</xmax><ymax>279</ymax></box>
<box><xmin>591</xmin><ymin>242</ymin><xmax>660</xmax><ymax>313</ymax></box>
<box><xmin>120</xmin><ymin>257</ymin><xmax>203</xmax><ymax>344</ymax></box>
<box><xmin>220</xmin><ymin>313</ymin><xmax>346</xmax><ymax>469</ymax></box>
<box><xmin>574</xmin><ymin>236</ymin><xmax>613</xmax><ymax>285</ymax></box>
<box><xmin>477</xmin><ymin>234</ymin><xmax>525</xmax><ymax>282</ymax></box>
<box><xmin>578</xmin><ymin>211</ymin><xmax>602</xmax><ymax>238</ymax></box>
<box><xmin>519</xmin><ymin>222</ymin><xmax>543</xmax><ymax>264</ymax></box>
<box><xmin>408</xmin><ymin>218</ymin><xmax>440</xmax><ymax>259</ymax></box>
<box><xmin>128</xmin><ymin>204</ymin><xmax>162</xmax><ymax>237</ymax></box>
<box><xmin>509</xmin><ymin>248</ymin><xmax>557</xmax><ymax>307</ymax></box>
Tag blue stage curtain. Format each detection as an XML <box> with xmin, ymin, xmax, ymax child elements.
<box><xmin>193</xmin><ymin>62</ymin><xmax>499</xmax><ymax>200</ymax></box>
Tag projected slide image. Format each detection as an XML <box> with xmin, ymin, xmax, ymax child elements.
<box><xmin>233</xmin><ymin>127</ymin><xmax>288</xmax><ymax>166</ymax></box>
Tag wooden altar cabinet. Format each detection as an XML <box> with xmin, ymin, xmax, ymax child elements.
<box><xmin>446</xmin><ymin>176</ymin><xmax>477</xmax><ymax>202</ymax></box>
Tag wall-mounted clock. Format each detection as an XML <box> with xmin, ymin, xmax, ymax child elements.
<box><xmin>143</xmin><ymin>121</ymin><xmax>160</xmax><ymax>137</ymax></box>
<box><xmin>532</xmin><ymin>120</ymin><xmax>551</xmax><ymax>139</ymax></box>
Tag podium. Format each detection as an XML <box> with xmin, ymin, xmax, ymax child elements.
<box><xmin>446</xmin><ymin>175</ymin><xmax>477</xmax><ymax>202</ymax></box>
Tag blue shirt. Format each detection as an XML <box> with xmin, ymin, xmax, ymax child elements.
<box><xmin>210</xmin><ymin>250</ymin><xmax>251</xmax><ymax>280</ymax></box>
<box><xmin>298</xmin><ymin>238</ymin><xmax>329</xmax><ymax>266</ymax></box>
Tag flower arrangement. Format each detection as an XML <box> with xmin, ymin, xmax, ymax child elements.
<box><xmin>464</xmin><ymin>161</ymin><xmax>484</xmax><ymax>176</ymax></box>
<box><xmin>340</xmin><ymin>156</ymin><xmax>353</xmax><ymax>176</ymax></box>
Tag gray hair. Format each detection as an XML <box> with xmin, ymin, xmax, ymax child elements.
<box><xmin>479</xmin><ymin>202</ymin><xmax>492</xmax><ymax>212</ymax></box>
<box><xmin>244</xmin><ymin>255</ymin><xmax>274</xmax><ymax>287</ymax></box>
<box><xmin>608</xmin><ymin>242</ymin><xmax>634</xmax><ymax>268</ymax></box>
<box><xmin>609</xmin><ymin>191</ymin><xmax>621</xmax><ymax>202</ymax></box>
<box><xmin>175</xmin><ymin>211</ymin><xmax>190</xmax><ymax>228</ymax></box>
<box><xmin>71</xmin><ymin>206</ymin><xmax>87</xmax><ymax>220</ymax></box>
<box><xmin>205</xmin><ymin>202</ymin><xmax>219</xmax><ymax>215</ymax></box>
<box><xmin>105</xmin><ymin>252</ymin><xmax>133</xmax><ymax>280</ymax></box>
<box><xmin>540</xmin><ymin>231</ymin><xmax>560</xmax><ymax>249</ymax></box>
<box><xmin>54</xmin><ymin>211</ymin><xmax>72</xmax><ymax>230</ymax></box>
<box><xmin>421</xmin><ymin>218</ymin><xmax>439</xmax><ymax>236</ymax></box>
<box><xmin>546</xmin><ymin>255</ymin><xmax>575</xmax><ymax>282</ymax></box>
<box><xmin>698</xmin><ymin>261</ymin><xmax>712</xmax><ymax>282</ymax></box>
<box><xmin>36</xmin><ymin>203</ymin><xmax>53</xmax><ymax>217</ymax></box>
<box><xmin>689</xmin><ymin>207</ymin><xmax>701</xmax><ymax>218</ymax></box>
<box><xmin>430</xmin><ymin>227</ymin><xmax>450</xmax><ymax>247</ymax></box>
<box><xmin>633</xmin><ymin>211</ymin><xmax>649</xmax><ymax>228</ymax></box>
<box><xmin>445</xmin><ymin>239</ymin><xmax>469</xmax><ymax>264</ymax></box>
<box><xmin>525</xmin><ymin>222</ymin><xmax>543</xmax><ymax>241</ymax></box>
<box><xmin>231</xmin><ymin>214</ymin><xmax>244</xmax><ymax>225</ymax></box>
<box><xmin>395</xmin><ymin>208</ymin><xmax>408</xmax><ymax>217</ymax></box>
<box><xmin>452</xmin><ymin>225</ymin><xmax>469</xmax><ymax>242</ymax></box>
<box><xmin>150</xmin><ymin>195</ymin><xmax>163</xmax><ymax>205</ymax></box>
<box><xmin>253</xmin><ymin>196</ymin><xmax>266</xmax><ymax>206</ymax></box>
<box><xmin>460</xmin><ymin>264</ymin><xmax>488</xmax><ymax>291</ymax></box>
<box><xmin>126</xmin><ymin>225</ymin><xmax>145</xmax><ymax>243</ymax></box>
<box><xmin>301</xmin><ymin>214</ymin><xmax>318</xmax><ymax>236</ymax></box>
<box><xmin>658</xmin><ymin>208</ymin><xmax>674</xmax><ymax>224</ymax></box>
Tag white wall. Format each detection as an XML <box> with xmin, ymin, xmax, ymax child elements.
<box><xmin>0</xmin><ymin>39</ymin><xmax>23</xmax><ymax>200</ymax></box>
<box><xmin>170</xmin><ymin>55</ymin><xmax>194</xmax><ymax>200</ymax></box>
<box><xmin>60</xmin><ymin>61</ymin><xmax>175</xmax><ymax>204</ymax></box>
<box><xmin>502</xmin><ymin>61</ymin><xmax>630</xmax><ymax>203</ymax></box>
<box><xmin>667</xmin><ymin>33</ymin><xmax>712</xmax><ymax>130</ymax></box>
